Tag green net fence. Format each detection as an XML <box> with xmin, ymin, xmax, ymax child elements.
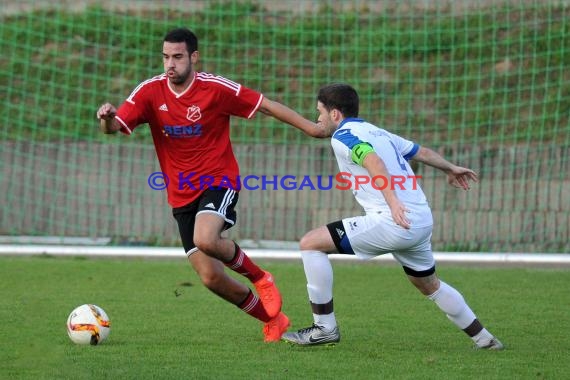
<box><xmin>1</xmin><ymin>1</ymin><xmax>569</xmax><ymax>252</ymax></box>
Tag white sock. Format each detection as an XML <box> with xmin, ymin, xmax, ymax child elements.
<box><xmin>428</xmin><ymin>280</ymin><xmax>477</xmax><ymax>330</ymax></box>
<box><xmin>301</xmin><ymin>250</ymin><xmax>337</xmax><ymax>330</ymax></box>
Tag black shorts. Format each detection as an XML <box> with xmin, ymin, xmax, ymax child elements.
<box><xmin>326</xmin><ymin>220</ymin><xmax>355</xmax><ymax>255</ymax></box>
<box><xmin>172</xmin><ymin>188</ymin><xmax>239</xmax><ymax>256</ymax></box>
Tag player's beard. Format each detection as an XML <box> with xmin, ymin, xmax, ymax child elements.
<box><xmin>318</xmin><ymin>119</ymin><xmax>337</xmax><ymax>137</ymax></box>
<box><xmin>168</xmin><ymin>66</ymin><xmax>192</xmax><ymax>85</ymax></box>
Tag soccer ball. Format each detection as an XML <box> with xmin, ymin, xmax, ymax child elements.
<box><xmin>66</xmin><ymin>304</ymin><xmax>111</xmax><ymax>345</ymax></box>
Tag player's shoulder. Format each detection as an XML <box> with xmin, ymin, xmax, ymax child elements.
<box><xmin>332</xmin><ymin>119</ymin><xmax>373</xmax><ymax>141</ymax></box>
<box><xmin>361</xmin><ymin>123</ymin><xmax>397</xmax><ymax>140</ymax></box>
<box><xmin>126</xmin><ymin>74</ymin><xmax>166</xmax><ymax>100</ymax></box>
<box><xmin>195</xmin><ymin>71</ymin><xmax>241</xmax><ymax>92</ymax></box>
<box><xmin>131</xmin><ymin>74</ymin><xmax>167</xmax><ymax>94</ymax></box>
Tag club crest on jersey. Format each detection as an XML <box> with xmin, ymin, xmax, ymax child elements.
<box><xmin>187</xmin><ymin>105</ymin><xmax>201</xmax><ymax>122</ymax></box>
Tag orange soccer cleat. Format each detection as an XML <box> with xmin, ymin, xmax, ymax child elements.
<box><xmin>253</xmin><ymin>271</ymin><xmax>282</xmax><ymax>318</ymax></box>
<box><xmin>263</xmin><ymin>312</ymin><xmax>290</xmax><ymax>343</ymax></box>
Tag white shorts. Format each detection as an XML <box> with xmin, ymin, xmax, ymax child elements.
<box><xmin>327</xmin><ymin>212</ymin><xmax>435</xmax><ymax>272</ymax></box>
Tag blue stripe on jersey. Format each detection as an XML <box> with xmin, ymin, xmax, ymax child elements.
<box><xmin>403</xmin><ymin>143</ymin><xmax>420</xmax><ymax>161</ymax></box>
<box><xmin>333</xmin><ymin>118</ymin><xmax>365</xmax><ymax>149</ymax></box>
<box><xmin>333</xmin><ymin>129</ymin><xmax>362</xmax><ymax>149</ymax></box>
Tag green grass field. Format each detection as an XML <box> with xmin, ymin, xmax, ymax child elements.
<box><xmin>1</xmin><ymin>255</ymin><xmax>568</xmax><ymax>379</ymax></box>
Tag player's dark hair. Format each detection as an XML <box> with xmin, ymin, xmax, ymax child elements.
<box><xmin>317</xmin><ymin>83</ymin><xmax>359</xmax><ymax>118</ymax></box>
<box><xmin>164</xmin><ymin>28</ymin><xmax>198</xmax><ymax>55</ymax></box>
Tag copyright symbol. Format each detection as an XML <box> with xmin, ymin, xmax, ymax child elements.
<box><xmin>148</xmin><ymin>172</ymin><xmax>169</xmax><ymax>190</ymax></box>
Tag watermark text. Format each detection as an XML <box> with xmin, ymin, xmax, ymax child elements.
<box><xmin>147</xmin><ymin>171</ymin><xmax>422</xmax><ymax>191</ymax></box>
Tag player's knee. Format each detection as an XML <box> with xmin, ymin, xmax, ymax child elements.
<box><xmin>299</xmin><ymin>231</ymin><xmax>319</xmax><ymax>251</ymax></box>
<box><xmin>193</xmin><ymin>235</ymin><xmax>218</xmax><ymax>256</ymax></box>
<box><xmin>405</xmin><ymin>268</ymin><xmax>439</xmax><ymax>295</ymax></box>
<box><xmin>415</xmin><ymin>282</ymin><xmax>438</xmax><ymax>296</ymax></box>
<box><xmin>198</xmin><ymin>268</ymin><xmax>225</xmax><ymax>291</ymax></box>
<box><xmin>299</xmin><ymin>232</ymin><xmax>316</xmax><ymax>251</ymax></box>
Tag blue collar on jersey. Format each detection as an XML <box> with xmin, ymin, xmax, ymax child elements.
<box><xmin>338</xmin><ymin>117</ymin><xmax>364</xmax><ymax>129</ymax></box>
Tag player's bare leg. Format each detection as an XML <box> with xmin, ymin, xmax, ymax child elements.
<box><xmin>407</xmin><ymin>272</ymin><xmax>504</xmax><ymax>350</ymax></box>
<box><xmin>187</xmin><ymin>250</ymin><xmax>288</xmax><ymax>341</ymax></box>
<box><xmin>193</xmin><ymin>213</ymin><xmax>235</xmax><ymax>262</ymax></box>
<box><xmin>187</xmin><ymin>251</ymin><xmax>249</xmax><ymax>304</ymax></box>
<box><xmin>193</xmin><ymin>212</ymin><xmax>282</xmax><ymax>319</ymax></box>
<box><xmin>191</xmin><ymin>212</ymin><xmax>285</xmax><ymax>340</ymax></box>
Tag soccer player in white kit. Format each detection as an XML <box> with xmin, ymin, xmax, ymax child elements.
<box><xmin>281</xmin><ymin>83</ymin><xmax>503</xmax><ymax>350</ymax></box>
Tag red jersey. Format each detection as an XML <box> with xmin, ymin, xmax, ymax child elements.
<box><xmin>115</xmin><ymin>72</ymin><xmax>263</xmax><ymax>208</ymax></box>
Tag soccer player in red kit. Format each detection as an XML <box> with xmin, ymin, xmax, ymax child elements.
<box><xmin>96</xmin><ymin>28</ymin><xmax>325</xmax><ymax>342</ymax></box>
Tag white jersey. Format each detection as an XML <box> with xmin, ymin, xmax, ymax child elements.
<box><xmin>331</xmin><ymin>118</ymin><xmax>433</xmax><ymax>228</ymax></box>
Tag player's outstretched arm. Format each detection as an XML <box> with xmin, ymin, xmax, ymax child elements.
<box><xmin>411</xmin><ymin>146</ymin><xmax>478</xmax><ymax>190</ymax></box>
<box><xmin>258</xmin><ymin>97</ymin><xmax>327</xmax><ymax>138</ymax></box>
<box><xmin>96</xmin><ymin>103</ymin><xmax>121</xmax><ymax>134</ymax></box>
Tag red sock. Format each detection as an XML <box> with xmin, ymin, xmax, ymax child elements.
<box><xmin>225</xmin><ymin>243</ymin><xmax>264</xmax><ymax>282</ymax></box>
<box><xmin>238</xmin><ymin>290</ymin><xmax>271</xmax><ymax>322</ymax></box>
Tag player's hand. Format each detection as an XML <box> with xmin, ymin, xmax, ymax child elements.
<box><xmin>447</xmin><ymin>166</ymin><xmax>478</xmax><ymax>190</ymax></box>
<box><xmin>389</xmin><ymin>199</ymin><xmax>411</xmax><ymax>229</ymax></box>
<box><xmin>97</xmin><ymin>103</ymin><xmax>117</xmax><ymax>120</ymax></box>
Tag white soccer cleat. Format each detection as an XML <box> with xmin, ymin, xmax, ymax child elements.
<box><xmin>281</xmin><ymin>324</ymin><xmax>340</xmax><ymax>346</ymax></box>
<box><xmin>476</xmin><ymin>337</ymin><xmax>505</xmax><ymax>350</ymax></box>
